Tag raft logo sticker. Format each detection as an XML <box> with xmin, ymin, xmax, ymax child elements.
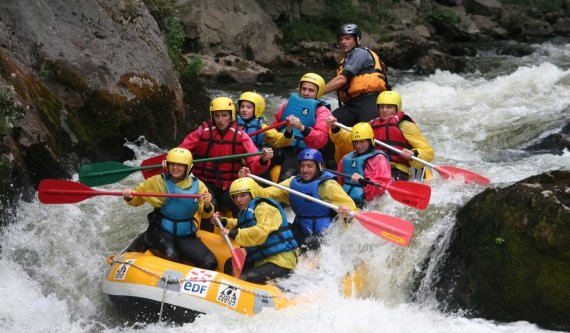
<box><xmin>114</xmin><ymin>259</ymin><xmax>135</xmax><ymax>280</ymax></box>
<box><xmin>216</xmin><ymin>280</ymin><xmax>241</xmax><ymax>308</ymax></box>
<box><xmin>181</xmin><ymin>268</ymin><xmax>218</xmax><ymax>298</ymax></box>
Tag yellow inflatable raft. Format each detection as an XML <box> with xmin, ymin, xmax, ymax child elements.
<box><xmin>102</xmin><ymin>230</ymin><xmax>293</xmax><ymax>322</ymax></box>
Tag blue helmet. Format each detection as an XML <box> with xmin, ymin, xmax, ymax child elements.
<box><xmin>298</xmin><ymin>148</ymin><xmax>324</xmax><ymax>170</ymax></box>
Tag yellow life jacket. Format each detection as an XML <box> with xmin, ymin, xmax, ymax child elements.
<box><xmin>336</xmin><ymin>47</ymin><xmax>389</xmax><ymax>103</ymax></box>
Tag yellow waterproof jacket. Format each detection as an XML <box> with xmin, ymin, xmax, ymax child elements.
<box><xmin>225</xmin><ymin>201</ymin><xmax>298</xmax><ymax>270</ymax></box>
<box><xmin>126</xmin><ymin>174</ymin><xmax>214</xmax><ymax>219</ymax></box>
<box><xmin>329</xmin><ymin>120</ymin><xmax>434</xmax><ymax>176</ymax></box>
<box><xmin>262</xmin><ymin>124</ymin><xmax>293</xmax><ymax>148</ymax></box>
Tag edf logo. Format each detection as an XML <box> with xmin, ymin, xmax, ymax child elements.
<box><xmin>183</xmin><ymin>282</ymin><xmax>208</xmax><ymax>295</ymax></box>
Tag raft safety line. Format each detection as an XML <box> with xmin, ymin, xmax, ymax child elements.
<box><xmin>111</xmin><ymin>258</ymin><xmax>285</xmax><ymax>299</ymax></box>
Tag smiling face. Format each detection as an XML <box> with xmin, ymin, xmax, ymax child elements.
<box><xmin>300</xmin><ymin>82</ymin><xmax>318</xmax><ymax>99</ymax></box>
<box><xmin>239</xmin><ymin>101</ymin><xmax>255</xmax><ymax>120</ymax></box>
<box><xmin>167</xmin><ymin>162</ymin><xmax>187</xmax><ymax>181</ymax></box>
<box><xmin>299</xmin><ymin>160</ymin><xmax>319</xmax><ymax>181</ymax></box>
<box><xmin>212</xmin><ymin>110</ymin><xmax>232</xmax><ymax>130</ymax></box>
<box><xmin>378</xmin><ymin>104</ymin><xmax>398</xmax><ymax>120</ymax></box>
<box><xmin>338</xmin><ymin>34</ymin><xmax>357</xmax><ymax>52</ymax></box>
<box><xmin>231</xmin><ymin>192</ymin><xmax>253</xmax><ymax>211</ymax></box>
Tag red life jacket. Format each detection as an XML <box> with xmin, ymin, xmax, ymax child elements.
<box><xmin>192</xmin><ymin>121</ymin><xmax>245</xmax><ymax>190</ymax></box>
<box><xmin>370</xmin><ymin>112</ymin><xmax>414</xmax><ymax>166</ymax></box>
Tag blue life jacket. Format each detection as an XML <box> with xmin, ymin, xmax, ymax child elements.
<box><xmin>237</xmin><ymin>115</ymin><xmax>265</xmax><ymax>150</ymax></box>
<box><xmin>289</xmin><ymin>171</ymin><xmax>337</xmax><ymax>236</ymax></box>
<box><xmin>340</xmin><ymin>150</ymin><xmax>388</xmax><ymax>205</ymax></box>
<box><xmin>157</xmin><ymin>174</ymin><xmax>200</xmax><ymax>237</ymax></box>
<box><xmin>237</xmin><ymin>197</ymin><xmax>298</xmax><ymax>263</ymax></box>
<box><xmin>280</xmin><ymin>93</ymin><xmax>326</xmax><ymax>149</ymax></box>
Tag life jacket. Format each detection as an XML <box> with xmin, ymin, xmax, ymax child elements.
<box><xmin>340</xmin><ymin>150</ymin><xmax>389</xmax><ymax>205</ymax></box>
<box><xmin>237</xmin><ymin>115</ymin><xmax>265</xmax><ymax>150</ymax></box>
<box><xmin>237</xmin><ymin>197</ymin><xmax>298</xmax><ymax>263</ymax></box>
<box><xmin>370</xmin><ymin>112</ymin><xmax>414</xmax><ymax>166</ymax></box>
<box><xmin>154</xmin><ymin>174</ymin><xmax>200</xmax><ymax>237</ymax></box>
<box><xmin>192</xmin><ymin>121</ymin><xmax>246</xmax><ymax>190</ymax></box>
<box><xmin>336</xmin><ymin>47</ymin><xmax>389</xmax><ymax>103</ymax></box>
<box><xmin>289</xmin><ymin>171</ymin><xmax>337</xmax><ymax>236</ymax></box>
<box><xmin>280</xmin><ymin>93</ymin><xmax>328</xmax><ymax>149</ymax></box>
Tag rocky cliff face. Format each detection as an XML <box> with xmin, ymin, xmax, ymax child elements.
<box><xmin>0</xmin><ymin>0</ymin><xmax>209</xmax><ymax>224</ymax></box>
<box><xmin>427</xmin><ymin>171</ymin><xmax>570</xmax><ymax>331</ymax></box>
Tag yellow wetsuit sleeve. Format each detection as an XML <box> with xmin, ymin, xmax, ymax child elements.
<box><xmin>257</xmin><ymin>177</ymin><xmax>292</xmax><ymax>205</ymax></box>
<box><xmin>318</xmin><ymin>179</ymin><xmax>357</xmax><ymax>212</ymax></box>
<box><xmin>400</xmin><ymin>120</ymin><xmax>435</xmax><ymax>169</ymax></box>
<box><xmin>329</xmin><ymin>128</ymin><xmax>354</xmax><ymax>162</ymax></box>
<box><xmin>233</xmin><ymin>202</ymin><xmax>281</xmax><ymax>247</ymax></box>
<box><xmin>126</xmin><ymin>175</ymin><xmax>167</xmax><ymax>208</ymax></box>
<box><xmin>264</xmin><ymin>126</ymin><xmax>293</xmax><ymax>148</ymax></box>
<box><xmin>126</xmin><ymin>175</ymin><xmax>214</xmax><ymax>217</ymax></box>
<box><xmin>197</xmin><ymin>180</ymin><xmax>214</xmax><ymax>218</ymax></box>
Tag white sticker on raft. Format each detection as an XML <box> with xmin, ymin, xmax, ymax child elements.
<box><xmin>216</xmin><ymin>279</ymin><xmax>241</xmax><ymax>308</ymax></box>
<box><xmin>113</xmin><ymin>259</ymin><xmax>135</xmax><ymax>280</ymax></box>
<box><xmin>180</xmin><ymin>268</ymin><xmax>218</xmax><ymax>298</ymax></box>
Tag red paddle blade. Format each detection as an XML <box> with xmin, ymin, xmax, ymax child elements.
<box><xmin>231</xmin><ymin>248</ymin><xmax>247</xmax><ymax>278</ymax></box>
<box><xmin>140</xmin><ymin>153</ymin><xmax>166</xmax><ymax>179</ymax></box>
<box><xmin>434</xmin><ymin>165</ymin><xmax>490</xmax><ymax>185</ymax></box>
<box><xmin>38</xmin><ymin>179</ymin><xmax>96</xmax><ymax>204</ymax></box>
<box><xmin>387</xmin><ymin>181</ymin><xmax>431</xmax><ymax>210</ymax></box>
<box><xmin>353</xmin><ymin>212</ymin><xmax>414</xmax><ymax>246</ymax></box>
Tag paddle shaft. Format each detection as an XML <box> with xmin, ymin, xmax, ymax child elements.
<box><xmin>214</xmin><ymin>217</ymin><xmax>236</xmax><ymax>251</ymax></box>
<box><xmin>248</xmin><ymin>174</ymin><xmax>340</xmax><ymax>212</ymax></box>
<box><xmin>325</xmin><ymin>168</ymin><xmax>384</xmax><ymax>187</ymax></box>
<box><xmin>247</xmin><ymin>120</ymin><xmax>287</xmax><ymax>137</ymax></box>
<box><xmin>89</xmin><ymin>151</ymin><xmax>264</xmax><ymax>177</ymax></box>
<box><xmin>42</xmin><ymin>189</ymin><xmax>201</xmax><ymax>199</ymax></box>
<box><xmin>248</xmin><ymin>174</ymin><xmax>409</xmax><ymax>237</ymax></box>
<box><xmin>335</xmin><ymin>123</ymin><xmax>438</xmax><ymax>169</ymax></box>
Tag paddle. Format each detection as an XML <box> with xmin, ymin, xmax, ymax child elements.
<box><xmin>79</xmin><ymin>151</ymin><xmax>264</xmax><ymax>186</ymax></box>
<box><xmin>335</xmin><ymin>123</ymin><xmax>490</xmax><ymax>185</ymax></box>
<box><xmin>247</xmin><ymin>174</ymin><xmax>414</xmax><ymax>246</ymax></box>
<box><xmin>247</xmin><ymin>120</ymin><xmax>288</xmax><ymax>137</ymax></box>
<box><xmin>213</xmin><ymin>216</ymin><xmax>246</xmax><ymax>278</ymax></box>
<box><xmin>38</xmin><ymin>179</ymin><xmax>201</xmax><ymax>204</ymax></box>
<box><xmin>324</xmin><ymin>168</ymin><xmax>431</xmax><ymax>210</ymax></box>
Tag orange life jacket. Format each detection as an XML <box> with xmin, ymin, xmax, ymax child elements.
<box><xmin>336</xmin><ymin>47</ymin><xmax>389</xmax><ymax>103</ymax></box>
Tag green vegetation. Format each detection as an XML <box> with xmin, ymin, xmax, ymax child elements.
<box><xmin>142</xmin><ymin>0</ymin><xmax>202</xmax><ymax>78</ymax></box>
<box><xmin>277</xmin><ymin>0</ymin><xmax>399</xmax><ymax>51</ymax></box>
<box><xmin>0</xmin><ymin>85</ymin><xmax>24</xmax><ymax>135</ymax></box>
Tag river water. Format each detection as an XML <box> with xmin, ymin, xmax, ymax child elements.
<box><xmin>1</xmin><ymin>40</ymin><xmax>569</xmax><ymax>332</ymax></box>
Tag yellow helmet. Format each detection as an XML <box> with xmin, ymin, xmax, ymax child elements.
<box><xmin>238</xmin><ymin>92</ymin><xmax>265</xmax><ymax>118</ymax></box>
<box><xmin>376</xmin><ymin>91</ymin><xmax>402</xmax><ymax>112</ymax></box>
<box><xmin>351</xmin><ymin>122</ymin><xmax>375</xmax><ymax>146</ymax></box>
<box><xmin>229</xmin><ymin>177</ymin><xmax>260</xmax><ymax>199</ymax></box>
<box><xmin>299</xmin><ymin>73</ymin><xmax>325</xmax><ymax>99</ymax></box>
<box><xmin>165</xmin><ymin>148</ymin><xmax>193</xmax><ymax>175</ymax></box>
<box><xmin>209</xmin><ymin>97</ymin><xmax>236</xmax><ymax>120</ymax></box>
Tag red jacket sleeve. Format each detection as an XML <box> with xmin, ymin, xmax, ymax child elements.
<box><xmin>302</xmin><ymin>105</ymin><xmax>331</xmax><ymax>149</ymax></box>
<box><xmin>240</xmin><ymin>133</ymin><xmax>270</xmax><ymax>175</ymax></box>
<box><xmin>178</xmin><ymin>124</ymin><xmax>204</xmax><ymax>150</ymax></box>
<box><xmin>363</xmin><ymin>153</ymin><xmax>392</xmax><ymax>201</ymax></box>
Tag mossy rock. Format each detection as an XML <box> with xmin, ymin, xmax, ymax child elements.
<box><xmin>432</xmin><ymin>171</ymin><xmax>570</xmax><ymax>331</ymax></box>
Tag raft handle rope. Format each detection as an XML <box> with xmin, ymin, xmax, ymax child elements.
<box><xmin>158</xmin><ymin>274</ymin><xmax>180</xmax><ymax>321</ymax></box>
<box><xmin>111</xmin><ymin>257</ymin><xmax>286</xmax><ymax>300</ymax></box>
